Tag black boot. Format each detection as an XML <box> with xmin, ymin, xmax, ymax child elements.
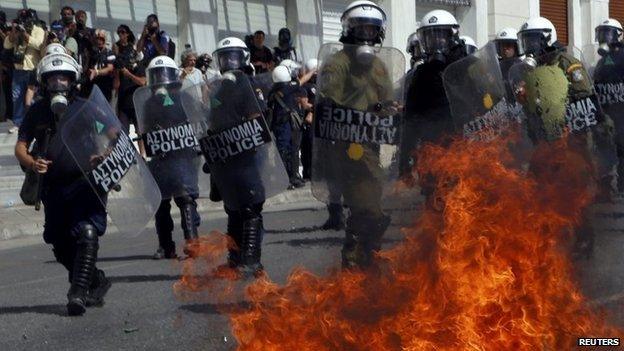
<box><xmin>341</xmin><ymin>214</ymin><xmax>390</xmax><ymax>269</ymax></box>
<box><xmin>180</xmin><ymin>201</ymin><xmax>200</xmax><ymax>257</ymax></box>
<box><xmin>154</xmin><ymin>200</ymin><xmax>177</xmax><ymax>259</ymax></box>
<box><xmin>86</xmin><ymin>269</ymin><xmax>111</xmax><ymax>307</ymax></box>
<box><xmin>226</xmin><ymin>215</ymin><xmax>243</xmax><ymax>268</ymax></box>
<box><xmin>321</xmin><ymin>203</ymin><xmax>344</xmax><ymax>230</ymax></box>
<box><xmin>67</xmin><ymin>224</ymin><xmax>99</xmax><ymax>316</ymax></box>
<box><xmin>240</xmin><ymin>213</ymin><xmax>264</xmax><ymax>277</ymax></box>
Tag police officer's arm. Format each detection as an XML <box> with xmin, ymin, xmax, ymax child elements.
<box><xmin>298</xmin><ymin>69</ymin><xmax>316</xmax><ymax>86</ymax></box>
<box><xmin>559</xmin><ymin>55</ymin><xmax>593</xmax><ymax>96</ymax></box>
<box><xmin>15</xmin><ymin>117</ymin><xmax>51</xmax><ymax>174</ymax></box>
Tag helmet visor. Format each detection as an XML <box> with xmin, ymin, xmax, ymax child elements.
<box><xmin>465</xmin><ymin>44</ymin><xmax>478</xmax><ymax>55</ymax></box>
<box><xmin>518</xmin><ymin>30</ymin><xmax>546</xmax><ymax>56</ymax></box>
<box><xmin>419</xmin><ymin>27</ymin><xmax>454</xmax><ymax>55</ymax></box>
<box><xmin>148</xmin><ymin>67</ymin><xmax>179</xmax><ymax>86</ymax></box>
<box><xmin>407</xmin><ymin>37</ymin><xmax>423</xmax><ymax>57</ymax></box>
<box><xmin>596</xmin><ymin>27</ymin><xmax>620</xmax><ymax>45</ymax></box>
<box><xmin>216</xmin><ymin>48</ymin><xmax>246</xmax><ymax>72</ymax></box>
<box><xmin>347</xmin><ymin>17</ymin><xmax>384</xmax><ymax>42</ymax></box>
<box><xmin>44</xmin><ymin>72</ymin><xmax>72</xmax><ymax>92</ymax></box>
<box><xmin>496</xmin><ymin>40</ymin><xmax>519</xmax><ymax>58</ymax></box>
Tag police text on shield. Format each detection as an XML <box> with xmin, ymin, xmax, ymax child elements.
<box><xmin>200</xmin><ymin>117</ymin><xmax>271</xmax><ymax>164</ymax></box>
<box><xmin>315</xmin><ymin>104</ymin><xmax>399</xmax><ymax>145</ymax></box>
<box><xmin>144</xmin><ymin>122</ymin><xmax>199</xmax><ymax>157</ymax></box>
<box><xmin>90</xmin><ymin>132</ymin><xmax>137</xmax><ymax>193</ymax></box>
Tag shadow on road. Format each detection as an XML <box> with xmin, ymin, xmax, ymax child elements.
<box><xmin>267</xmin><ymin>237</ymin><xmax>401</xmax><ymax>247</ymax></box>
<box><xmin>265</xmin><ymin>225</ymin><xmax>323</xmax><ymax>234</ymax></box>
<box><xmin>0</xmin><ymin>304</ymin><xmax>66</xmax><ymax>317</ymax></box>
<box><xmin>109</xmin><ymin>274</ymin><xmax>181</xmax><ymax>283</ymax></box>
<box><xmin>179</xmin><ymin>302</ymin><xmax>250</xmax><ymax>315</ymax></box>
<box><xmin>44</xmin><ymin>255</ymin><xmax>155</xmax><ymax>264</ymax></box>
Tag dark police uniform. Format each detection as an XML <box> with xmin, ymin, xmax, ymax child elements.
<box><xmin>18</xmin><ymin>97</ymin><xmax>108</xmax><ymax>298</ymax></box>
<box><xmin>143</xmin><ymin>90</ymin><xmax>201</xmax><ymax>255</ymax></box>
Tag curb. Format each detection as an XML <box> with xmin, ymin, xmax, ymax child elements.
<box><xmin>0</xmin><ymin>184</ymin><xmax>316</xmax><ymax>242</ymax></box>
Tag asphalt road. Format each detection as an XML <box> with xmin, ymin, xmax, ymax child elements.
<box><xmin>0</xmin><ymin>199</ymin><xmax>622</xmax><ymax>351</ymax></box>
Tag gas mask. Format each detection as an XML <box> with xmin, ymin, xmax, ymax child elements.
<box><xmin>598</xmin><ymin>43</ymin><xmax>611</xmax><ymax>57</ymax></box>
<box><xmin>44</xmin><ymin>73</ymin><xmax>74</xmax><ymax>116</ymax></box>
<box><xmin>355</xmin><ymin>45</ymin><xmax>376</xmax><ymax>66</ymax></box>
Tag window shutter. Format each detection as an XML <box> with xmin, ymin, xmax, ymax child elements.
<box><xmin>540</xmin><ymin>0</ymin><xmax>569</xmax><ymax>45</ymax></box>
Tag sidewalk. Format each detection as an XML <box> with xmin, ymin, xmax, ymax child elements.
<box><xmin>0</xmin><ymin>184</ymin><xmax>317</xmax><ymax>241</ymax></box>
<box><xmin>0</xmin><ymin>121</ymin><xmax>319</xmax><ymax>241</ymax></box>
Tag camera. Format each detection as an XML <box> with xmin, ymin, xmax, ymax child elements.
<box><xmin>114</xmin><ymin>49</ymin><xmax>140</xmax><ymax>70</ymax></box>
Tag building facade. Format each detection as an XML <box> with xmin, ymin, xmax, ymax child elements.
<box><xmin>1</xmin><ymin>0</ymin><xmax>622</xmax><ymax>67</ymax></box>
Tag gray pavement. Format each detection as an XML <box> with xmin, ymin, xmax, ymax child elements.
<box><xmin>0</xmin><ymin>196</ymin><xmax>621</xmax><ymax>350</ymax></box>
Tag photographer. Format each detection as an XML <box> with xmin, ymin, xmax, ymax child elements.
<box><xmin>113</xmin><ymin>25</ymin><xmax>145</xmax><ymax>132</ymax></box>
<box><xmin>82</xmin><ymin>30</ymin><xmax>114</xmax><ymax>101</ymax></box>
<box><xmin>3</xmin><ymin>9</ymin><xmax>44</xmax><ymax>132</ymax></box>
<box><xmin>73</xmin><ymin>10</ymin><xmax>94</xmax><ymax>68</ymax></box>
<box><xmin>44</xmin><ymin>20</ymin><xmax>78</xmax><ymax>59</ymax></box>
<box><xmin>136</xmin><ymin>14</ymin><xmax>169</xmax><ymax>63</ymax></box>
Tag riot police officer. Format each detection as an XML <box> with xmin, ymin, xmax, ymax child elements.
<box><xmin>516</xmin><ymin>17</ymin><xmax>616</xmax><ymax>258</ymax></box>
<box><xmin>494</xmin><ymin>27</ymin><xmax>522</xmax><ymax>101</ymax></box>
<box><xmin>401</xmin><ymin>10</ymin><xmax>467</xmax><ymax>190</ymax></box>
<box><xmin>592</xmin><ymin>19</ymin><xmax>624</xmax><ymax>192</ymax></box>
<box><xmin>406</xmin><ymin>31</ymin><xmax>426</xmax><ymax>71</ymax></box>
<box><xmin>313</xmin><ymin>0</ymin><xmax>397</xmax><ymax>267</ymax></box>
<box><xmin>268</xmin><ymin>65</ymin><xmax>306</xmax><ymax>189</ymax></box>
<box><xmin>15</xmin><ymin>53</ymin><xmax>110</xmax><ymax>316</ymax></box>
<box><xmin>137</xmin><ymin>56</ymin><xmax>201</xmax><ymax>259</ymax></box>
<box><xmin>210</xmin><ymin>36</ymin><xmax>274</xmax><ymax>275</ymax></box>
<box><xmin>461</xmin><ymin>35</ymin><xmax>478</xmax><ymax>55</ymax></box>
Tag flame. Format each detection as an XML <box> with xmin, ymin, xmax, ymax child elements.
<box><xmin>177</xmin><ymin>134</ymin><xmax>621</xmax><ymax>350</ymax></box>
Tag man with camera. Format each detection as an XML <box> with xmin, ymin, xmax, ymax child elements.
<box><xmin>3</xmin><ymin>9</ymin><xmax>44</xmax><ymax>133</ymax></box>
<box><xmin>137</xmin><ymin>14</ymin><xmax>169</xmax><ymax>63</ymax></box>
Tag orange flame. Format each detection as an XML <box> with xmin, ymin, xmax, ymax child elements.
<box><xmin>177</xmin><ymin>135</ymin><xmax>621</xmax><ymax>350</ymax></box>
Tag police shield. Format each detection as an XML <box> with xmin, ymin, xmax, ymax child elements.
<box><xmin>583</xmin><ymin>44</ymin><xmax>624</xmax><ymax>134</ymax></box>
<box><xmin>443</xmin><ymin>42</ymin><xmax>525</xmax><ymax>141</ymax></box>
<box><xmin>133</xmin><ymin>84</ymin><xmax>209</xmax><ymax>200</ymax></box>
<box><xmin>311</xmin><ymin>42</ymin><xmax>411</xmax><ymax>212</ymax></box>
<box><xmin>61</xmin><ymin>86</ymin><xmax>162</xmax><ymax>236</ymax></box>
<box><xmin>181</xmin><ymin>71</ymin><xmax>289</xmax><ymax>210</ymax></box>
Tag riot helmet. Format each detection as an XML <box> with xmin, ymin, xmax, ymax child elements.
<box><xmin>596</xmin><ymin>19</ymin><xmax>623</xmax><ymax>45</ymax></box>
<box><xmin>417</xmin><ymin>10</ymin><xmax>460</xmax><ymax>62</ymax></box>
<box><xmin>461</xmin><ymin>36</ymin><xmax>477</xmax><ymax>55</ymax></box>
<box><xmin>44</xmin><ymin>43</ymin><xmax>68</xmax><ymax>56</ymax></box>
<box><xmin>340</xmin><ymin>0</ymin><xmax>387</xmax><ymax>45</ymax></box>
<box><xmin>406</xmin><ymin>31</ymin><xmax>425</xmax><ymax>61</ymax></box>
<box><xmin>518</xmin><ymin>17</ymin><xmax>557</xmax><ymax>57</ymax></box>
<box><xmin>146</xmin><ymin>55</ymin><xmax>181</xmax><ymax>89</ymax></box>
<box><xmin>279</xmin><ymin>59</ymin><xmax>302</xmax><ymax>79</ymax></box>
<box><xmin>272</xmin><ymin>65</ymin><xmax>291</xmax><ymax>84</ymax></box>
<box><xmin>494</xmin><ymin>27</ymin><xmax>519</xmax><ymax>59</ymax></box>
<box><xmin>213</xmin><ymin>37</ymin><xmax>252</xmax><ymax>74</ymax></box>
<box><xmin>36</xmin><ymin>53</ymin><xmax>81</xmax><ymax>115</ymax></box>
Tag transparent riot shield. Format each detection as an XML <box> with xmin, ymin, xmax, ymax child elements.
<box><xmin>443</xmin><ymin>42</ymin><xmax>524</xmax><ymax>141</ymax></box>
<box><xmin>181</xmin><ymin>71</ymin><xmax>289</xmax><ymax>210</ymax></box>
<box><xmin>61</xmin><ymin>86</ymin><xmax>162</xmax><ymax>236</ymax></box>
<box><xmin>133</xmin><ymin>85</ymin><xmax>210</xmax><ymax>200</ymax></box>
<box><xmin>252</xmin><ymin>72</ymin><xmax>273</xmax><ymax>101</ymax></box>
<box><xmin>311</xmin><ymin>43</ymin><xmax>414</xmax><ymax>216</ymax></box>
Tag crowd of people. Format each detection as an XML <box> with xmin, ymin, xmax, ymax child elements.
<box><xmin>4</xmin><ymin>0</ymin><xmax>624</xmax><ymax>318</ymax></box>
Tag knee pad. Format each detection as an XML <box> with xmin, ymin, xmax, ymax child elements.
<box><xmin>76</xmin><ymin>224</ymin><xmax>99</xmax><ymax>245</ymax></box>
